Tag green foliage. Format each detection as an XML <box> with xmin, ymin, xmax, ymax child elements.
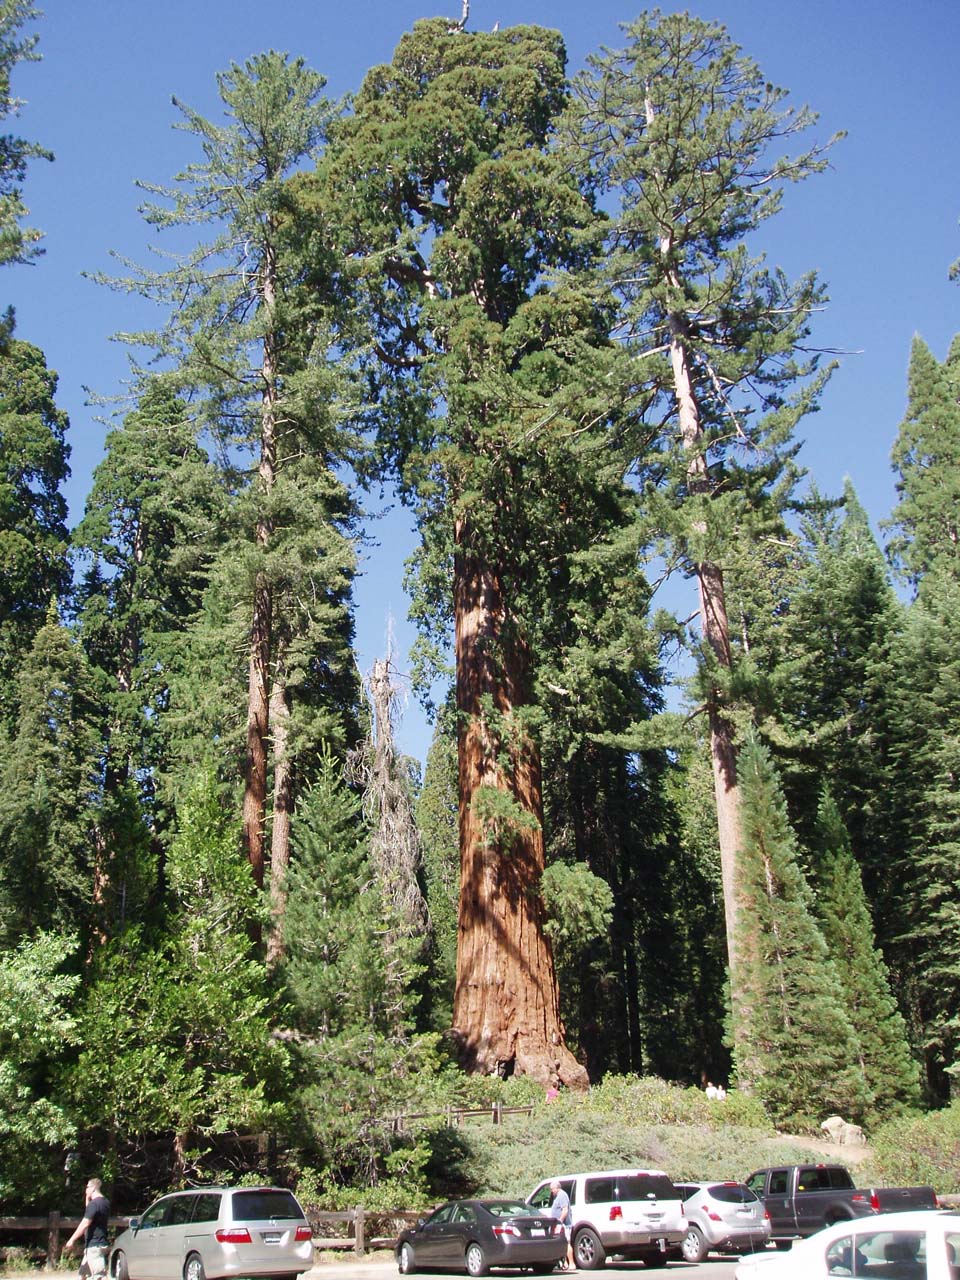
<box><xmin>0</xmin><ymin>602</ymin><xmax>106</xmax><ymax>946</ymax></box>
<box><xmin>0</xmin><ymin>0</ymin><xmax>51</xmax><ymax>265</ymax></box>
<box><xmin>735</xmin><ymin>731</ymin><xmax>871</xmax><ymax>1124</ymax></box>
<box><xmin>541</xmin><ymin>861</ymin><xmax>613</xmax><ymax>951</ymax></box>
<box><xmin>60</xmin><ymin>772</ymin><xmax>287</xmax><ymax>1194</ymax></box>
<box><xmin>282</xmin><ymin>753</ymin><xmax>438</xmax><ymax>1186</ymax></box>
<box><xmin>588</xmin><ymin>1075</ymin><xmax>769</xmax><ymax>1132</ymax></box>
<box><xmin>0</xmin><ymin>333</ymin><xmax>71</xmax><ymax>726</ymax></box>
<box><xmin>813</xmin><ymin>792</ymin><xmax>919</xmax><ymax>1119</ymax></box>
<box><xmin>886</xmin><ymin>335</ymin><xmax>960</xmax><ymax>587</ymax></box>
<box><xmin>865</xmin><ymin>1104</ymin><xmax>960</xmax><ymax>1194</ymax></box>
<box><xmin>0</xmin><ymin>931</ymin><xmax>78</xmax><ymax>1206</ymax></box>
<box><xmin>416</xmin><ymin>720</ymin><xmax>460</xmax><ymax>1031</ymax></box>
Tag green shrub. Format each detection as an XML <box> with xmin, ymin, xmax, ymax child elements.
<box><xmin>863</xmin><ymin>1104</ymin><xmax>960</xmax><ymax>1194</ymax></box>
<box><xmin>588</xmin><ymin>1074</ymin><xmax>770</xmax><ymax>1131</ymax></box>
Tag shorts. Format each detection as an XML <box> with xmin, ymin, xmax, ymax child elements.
<box><xmin>80</xmin><ymin>1246</ymin><xmax>108</xmax><ymax>1280</ymax></box>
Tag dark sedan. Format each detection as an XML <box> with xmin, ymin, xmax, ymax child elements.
<box><xmin>397</xmin><ymin>1199</ymin><xmax>567</xmax><ymax>1276</ymax></box>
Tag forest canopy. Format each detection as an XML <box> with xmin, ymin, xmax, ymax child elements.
<box><xmin>0</xmin><ymin>0</ymin><xmax>958</xmax><ymax>1211</ymax></box>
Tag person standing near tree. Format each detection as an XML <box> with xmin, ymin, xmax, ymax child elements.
<box><xmin>64</xmin><ymin>1178</ymin><xmax>111</xmax><ymax>1280</ymax></box>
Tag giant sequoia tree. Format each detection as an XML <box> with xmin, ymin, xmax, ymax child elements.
<box><xmin>323</xmin><ymin>19</ymin><xmax>632</xmax><ymax>1085</ymax></box>
<box><xmin>572</xmin><ymin>13</ymin><xmax>836</xmax><ymax>1054</ymax></box>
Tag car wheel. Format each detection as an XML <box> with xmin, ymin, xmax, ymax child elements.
<box><xmin>465</xmin><ymin>1242</ymin><xmax>488</xmax><ymax>1276</ymax></box>
<box><xmin>113</xmin><ymin>1252</ymin><xmax>129</xmax><ymax>1280</ymax></box>
<box><xmin>573</xmin><ymin>1228</ymin><xmax>606</xmax><ymax>1270</ymax></box>
<box><xmin>398</xmin><ymin>1242</ymin><xmax>417</xmax><ymax>1275</ymax></box>
<box><xmin>183</xmin><ymin>1253</ymin><xmax>206</xmax><ymax>1280</ymax></box>
<box><xmin>681</xmin><ymin>1225</ymin><xmax>707</xmax><ymax>1264</ymax></box>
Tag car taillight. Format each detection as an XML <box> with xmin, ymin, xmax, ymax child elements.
<box><xmin>609</xmin><ymin>1206</ymin><xmax>622</xmax><ymax>1220</ymax></box>
<box><xmin>550</xmin><ymin>1223</ymin><xmax>564</xmax><ymax>1237</ymax></box>
<box><xmin>707</xmin><ymin>1210</ymin><xmax>722</xmax><ymax>1222</ymax></box>
<box><xmin>215</xmin><ymin>1228</ymin><xmax>252</xmax><ymax>1244</ymax></box>
<box><xmin>492</xmin><ymin>1225</ymin><xmax>521</xmax><ymax>1239</ymax></box>
<box><xmin>295</xmin><ymin>1226</ymin><xmax>312</xmax><ymax>1242</ymax></box>
<box><xmin>869</xmin><ymin>1192</ymin><xmax>881</xmax><ymax>1212</ymax></box>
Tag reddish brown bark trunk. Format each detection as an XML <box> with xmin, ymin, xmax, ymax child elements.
<box><xmin>450</xmin><ymin>523</ymin><xmax>588</xmax><ymax>1089</ymax></box>
<box><xmin>266</xmin><ymin>669</ymin><xmax>292</xmax><ymax>965</ymax></box>
<box><xmin>242</xmin><ymin>239</ymin><xmax>279</xmax><ymax>893</ymax></box>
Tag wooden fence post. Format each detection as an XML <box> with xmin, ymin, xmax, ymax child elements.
<box><xmin>46</xmin><ymin>1210</ymin><xmax>62</xmax><ymax>1270</ymax></box>
<box><xmin>354</xmin><ymin>1207</ymin><xmax>365</xmax><ymax>1256</ymax></box>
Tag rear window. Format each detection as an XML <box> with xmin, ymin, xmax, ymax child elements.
<box><xmin>585</xmin><ymin>1175</ymin><xmax>679</xmax><ymax>1204</ymax></box>
<box><xmin>797</xmin><ymin>1167</ymin><xmax>854</xmax><ymax>1192</ymax></box>
<box><xmin>707</xmin><ymin>1184</ymin><xmax>759</xmax><ymax>1205</ymax></box>
<box><xmin>230</xmin><ymin>1190</ymin><xmax>305</xmax><ymax>1222</ymax></box>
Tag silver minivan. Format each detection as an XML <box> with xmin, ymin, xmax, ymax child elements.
<box><xmin>109</xmin><ymin>1186</ymin><xmax>313</xmax><ymax>1280</ymax></box>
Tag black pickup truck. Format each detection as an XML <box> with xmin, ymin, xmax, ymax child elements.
<box><xmin>744</xmin><ymin>1164</ymin><xmax>938</xmax><ymax>1244</ymax></box>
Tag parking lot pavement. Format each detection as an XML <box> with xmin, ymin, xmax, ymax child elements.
<box><xmin>304</xmin><ymin>1258</ymin><xmax>741</xmax><ymax>1280</ymax></box>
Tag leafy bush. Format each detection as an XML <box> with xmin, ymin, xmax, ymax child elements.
<box><xmin>862</xmin><ymin>1104</ymin><xmax>960</xmax><ymax>1194</ymax></box>
<box><xmin>588</xmin><ymin>1074</ymin><xmax>770</xmax><ymax>1131</ymax></box>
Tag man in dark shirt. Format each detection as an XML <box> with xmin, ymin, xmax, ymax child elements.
<box><xmin>65</xmin><ymin>1178</ymin><xmax>111</xmax><ymax>1279</ymax></box>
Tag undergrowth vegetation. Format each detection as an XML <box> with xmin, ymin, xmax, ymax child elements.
<box><xmin>294</xmin><ymin>1075</ymin><xmax>960</xmax><ymax>1210</ymax></box>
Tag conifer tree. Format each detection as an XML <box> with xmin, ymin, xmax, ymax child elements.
<box><xmin>0</xmin><ymin>0</ymin><xmax>50</xmax><ymax>267</ymax></box>
<box><xmin>882</xmin><ymin>575</ymin><xmax>960</xmax><ymax>1098</ymax></box>
<box><xmin>0</xmin><ymin>601</ymin><xmax>105</xmax><ymax>947</ymax></box>
<box><xmin>572</xmin><ymin>13</ymin><xmax>837</xmax><ymax>1049</ymax></box>
<box><xmin>325</xmin><ymin>18</ymin><xmax>623</xmax><ymax>1085</ymax></box>
<box><xmin>0</xmin><ymin>333</ymin><xmax>70</xmax><ymax>726</ymax></box>
<box><xmin>97</xmin><ymin>53</ymin><xmax>358</xmax><ymax>900</ymax></box>
<box><xmin>736</xmin><ymin>730</ymin><xmax>869</xmax><ymax>1122</ymax></box>
<box><xmin>416</xmin><ymin>718</ymin><xmax>460</xmax><ymax>1031</ymax></box>
<box><xmin>73</xmin><ymin>382</ymin><xmax>227</xmax><ymax>929</ymax></box>
<box><xmin>282</xmin><ymin>753</ymin><xmax>434</xmax><ymax>1183</ymax></box>
<box><xmin>887</xmin><ymin>335</ymin><xmax>960</xmax><ymax>587</ymax></box>
<box><xmin>812</xmin><ymin>792</ymin><xmax>919</xmax><ymax>1119</ymax></box>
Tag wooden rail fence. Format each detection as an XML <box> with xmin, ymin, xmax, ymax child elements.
<box><xmin>0</xmin><ymin>1108</ymin><xmax>540</xmax><ymax>1268</ymax></box>
<box><xmin>0</xmin><ymin>1209</ymin><xmax>423</xmax><ymax>1269</ymax></box>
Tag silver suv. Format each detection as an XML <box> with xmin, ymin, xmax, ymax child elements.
<box><xmin>527</xmin><ymin>1169</ymin><xmax>686</xmax><ymax>1269</ymax></box>
<box><xmin>673</xmin><ymin>1181</ymin><xmax>770</xmax><ymax>1262</ymax></box>
<box><xmin>109</xmin><ymin>1186</ymin><xmax>313</xmax><ymax>1280</ymax></box>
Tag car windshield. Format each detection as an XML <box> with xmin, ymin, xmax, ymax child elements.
<box><xmin>231</xmin><ymin>1191</ymin><xmax>304</xmax><ymax>1221</ymax></box>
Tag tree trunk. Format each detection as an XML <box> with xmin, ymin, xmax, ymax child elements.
<box><xmin>266</xmin><ymin>666</ymin><xmax>292</xmax><ymax>965</ymax></box>
<box><xmin>450</xmin><ymin>522</ymin><xmax>588</xmax><ymax>1089</ymax></box>
<box><xmin>242</xmin><ymin>238</ymin><xmax>279</xmax><ymax>891</ymax></box>
<box><xmin>667</xmin><ymin>317</ymin><xmax>748</xmax><ymax>1022</ymax></box>
<box><xmin>243</xmin><ymin>577</ymin><xmax>271</xmax><ymax>890</ymax></box>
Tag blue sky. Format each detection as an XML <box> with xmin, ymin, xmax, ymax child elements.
<box><xmin>5</xmin><ymin>0</ymin><xmax>958</xmax><ymax>762</ymax></box>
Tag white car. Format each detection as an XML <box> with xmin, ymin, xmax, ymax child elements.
<box><xmin>526</xmin><ymin>1169</ymin><xmax>686</xmax><ymax>1269</ymax></box>
<box><xmin>734</xmin><ymin>1208</ymin><xmax>959</xmax><ymax>1280</ymax></box>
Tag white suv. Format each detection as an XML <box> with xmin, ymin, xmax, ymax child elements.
<box><xmin>527</xmin><ymin>1169</ymin><xmax>686</xmax><ymax>1270</ymax></box>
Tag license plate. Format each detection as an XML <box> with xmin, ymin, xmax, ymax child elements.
<box><xmin>531</xmin><ymin>1229</ymin><xmax>545</xmax><ymax>1237</ymax></box>
<box><xmin>262</xmin><ymin>1233</ymin><xmax>282</xmax><ymax>1244</ymax></box>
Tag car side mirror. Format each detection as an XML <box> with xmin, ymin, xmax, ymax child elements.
<box><xmin>416</xmin><ymin>1219</ymin><xmax>426</xmax><ymax>1230</ymax></box>
<box><xmin>129</xmin><ymin>1218</ymin><xmax>141</xmax><ymax>1232</ymax></box>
